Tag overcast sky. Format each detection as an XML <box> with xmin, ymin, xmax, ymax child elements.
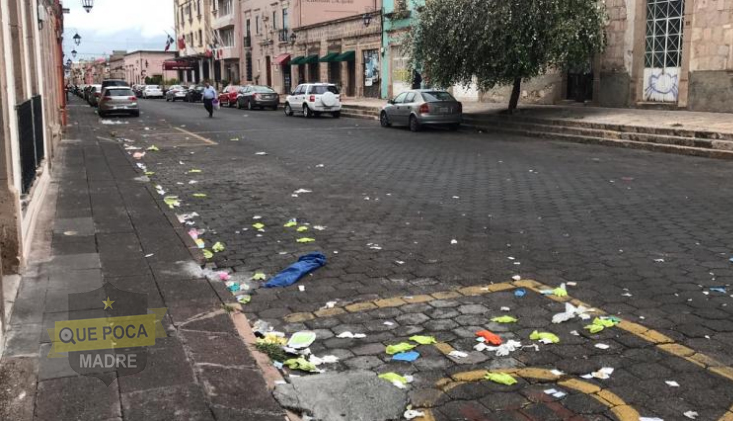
<box><xmin>63</xmin><ymin>0</ymin><xmax>175</xmax><ymax>61</ymax></box>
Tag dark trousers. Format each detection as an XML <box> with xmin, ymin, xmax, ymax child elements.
<box><xmin>203</xmin><ymin>98</ymin><xmax>214</xmax><ymax>117</ymax></box>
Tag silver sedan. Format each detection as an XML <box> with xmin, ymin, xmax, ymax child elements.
<box><xmin>380</xmin><ymin>90</ymin><xmax>462</xmax><ymax>132</ymax></box>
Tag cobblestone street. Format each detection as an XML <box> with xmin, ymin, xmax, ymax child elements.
<box><xmin>99</xmin><ymin>97</ymin><xmax>733</xmax><ymax>421</ymax></box>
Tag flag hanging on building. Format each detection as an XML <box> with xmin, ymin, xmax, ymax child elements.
<box><xmin>177</xmin><ymin>36</ymin><xmax>186</xmax><ymax>50</ymax></box>
<box><xmin>164</xmin><ymin>35</ymin><xmax>174</xmax><ymax>52</ymax></box>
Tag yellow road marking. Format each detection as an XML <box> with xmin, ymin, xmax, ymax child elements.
<box><xmin>418</xmin><ymin>368</ymin><xmax>641</xmax><ymax>421</ymax></box>
<box><xmin>174</xmin><ymin>127</ymin><xmax>218</xmax><ymax>145</ymax></box>
<box><xmin>283</xmin><ymin>278</ymin><xmax>733</xmax><ymax>389</ymax></box>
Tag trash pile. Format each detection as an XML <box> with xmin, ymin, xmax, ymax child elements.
<box><xmin>252</xmin><ymin>323</ymin><xmax>339</xmax><ymax>374</ymax></box>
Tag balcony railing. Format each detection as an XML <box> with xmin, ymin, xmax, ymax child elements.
<box><xmin>278</xmin><ymin>29</ymin><xmax>290</xmax><ymax>43</ymax></box>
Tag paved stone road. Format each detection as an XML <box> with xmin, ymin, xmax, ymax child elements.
<box><xmin>103</xmin><ymin>97</ymin><xmax>733</xmax><ymax>421</ymax></box>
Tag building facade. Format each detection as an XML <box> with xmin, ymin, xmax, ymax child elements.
<box><xmin>0</xmin><ymin>0</ymin><xmax>66</xmax><ymax>341</ymax></box>
<box><xmin>174</xmin><ymin>0</ymin><xmax>214</xmax><ymax>84</ymax></box>
<box><xmin>212</xmin><ymin>0</ymin><xmax>240</xmax><ymax>84</ymax></box>
<box><xmin>240</xmin><ymin>0</ymin><xmax>293</xmax><ymax>92</ymax></box>
<box><xmin>121</xmin><ymin>50</ymin><xmax>178</xmax><ymax>85</ymax></box>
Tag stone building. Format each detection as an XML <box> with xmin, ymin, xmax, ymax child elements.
<box><xmin>174</xmin><ymin>0</ymin><xmax>215</xmax><ymax>84</ymax></box>
<box><xmin>240</xmin><ymin>0</ymin><xmax>293</xmax><ymax>92</ymax></box>
<box><xmin>212</xmin><ymin>0</ymin><xmax>241</xmax><ymax>84</ymax></box>
<box><xmin>0</xmin><ymin>0</ymin><xmax>66</xmax><ymax>342</ymax></box>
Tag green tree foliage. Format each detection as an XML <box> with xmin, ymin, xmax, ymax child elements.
<box><xmin>410</xmin><ymin>0</ymin><xmax>607</xmax><ymax>111</ymax></box>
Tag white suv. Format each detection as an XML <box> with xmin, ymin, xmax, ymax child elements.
<box><xmin>142</xmin><ymin>85</ymin><xmax>163</xmax><ymax>99</ymax></box>
<box><xmin>284</xmin><ymin>83</ymin><xmax>341</xmax><ymax>118</ymax></box>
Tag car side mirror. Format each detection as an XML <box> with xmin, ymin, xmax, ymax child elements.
<box><xmin>388</xmin><ymin>99</ymin><xmax>394</xmax><ymax>105</ymax></box>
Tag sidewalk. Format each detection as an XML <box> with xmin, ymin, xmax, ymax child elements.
<box><xmin>342</xmin><ymin>97</ymin><xmax>733</xmax><ymax>135</ymax></box>
<box><xmin>0</xmin><ymin>102</ymin><xmax>287</xmax><ymax>421</ymax></box>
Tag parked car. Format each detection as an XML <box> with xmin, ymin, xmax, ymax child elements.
<box><xmin>184</xmin><ymin>85</ymin><xmax>205</xmax><ymax>102</ymax></box>
<box><xmin>83</xmin><ymin>85</ymin><xmax>94</xmax><ymax>101</ymax></box>
<box><xmin>237</xmin><ymin>85</ymin><xmax>279</xmax><ymax>110</ymax></box>
<box><xmin>165</xmin><ymin>85</ymin><xmax>188</xmax><ymax>102</ymax></box>
<box><xmin>97</xmin><ymin>87</ymin><xmax>139</xmax><ymax>118</ymax></box>
<box><xmin>132</xmin><ymin>84</ymin><xmax>145</xmax><ymax>97</ymax></box>
<box><xmin>380</xmin><ymin>89</ymin><xmax>462</xmax><ymax>132</ymax></box>
<box><xmin>87</xmin><ymin>84</ymin><xmax>103</xmax><ymax>107</ymax></box>
<box><xmin>218</xmin><ymin>85</ymin><xmax>241</xmax><ymax>107</ymax></box>
<box><xmin>142</xmin><ymin>85</ymin><xmax>164</xmax><ymax>99</ymax></box>
<box><xmin>284</xmin><ymin>83</ymin><xmax>341</xmax><ymax>118</ymax></box>
<box><xmin>101</xmin><ymin>79</ymin><xmax>129</xmax><ymax>93</ymax></box>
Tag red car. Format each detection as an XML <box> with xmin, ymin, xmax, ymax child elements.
<box><xmin>218</xmin><ymin>85</ymin><xmax>241</xmax><ymax>107</ymax></box>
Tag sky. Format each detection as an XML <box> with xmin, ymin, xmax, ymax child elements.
<box><xmin>63</xmin><ymin>0</ymin><xmax>175</xmax><ymax>61</ymax></box>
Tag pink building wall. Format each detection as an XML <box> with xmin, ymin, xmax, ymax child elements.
<box><xmin>292</xmin><ymin>0</ymin><xmax>380</xmax><ymax>27</ymax></box>
<box><xmin>123</xmin><ymin>51</ymin><xmax>178</xmax><ymax>85</ymax></box>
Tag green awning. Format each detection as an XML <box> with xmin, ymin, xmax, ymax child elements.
<box><xmin>319</xmin><ymin>52</ymin><xmax>340</xmax><ymax>62</ymax></box>
<box><xmin>301</xmin><ymin>54</ymin><xmax>319</xmax><ymax>64</ymax></box>
<box><xmin>334</xmin><ymin>50</ymin><xmax>355</xmax><ymax>62</ymax></box>
<box><xmin>290</xmin><ymin>56</ymin><xmax>305</xmax><ymax>65</ymax></box>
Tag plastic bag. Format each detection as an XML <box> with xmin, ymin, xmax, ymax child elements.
<box><xmin>213</xmin><ymin>99</ymin><xmax>220</xmax><ymax>109</ymax></box>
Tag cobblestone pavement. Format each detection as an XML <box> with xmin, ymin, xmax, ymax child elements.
<box><xmin>102</xmin><ymin>98</ymin><xmax>733</xmax><ymax>420</ymax></box>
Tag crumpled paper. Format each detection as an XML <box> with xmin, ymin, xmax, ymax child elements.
<box><xmin>552</xmin><ymin>302</ymin><xmax>592</xmax><ymax>324</ymax></box>
<box><xmin>475</xmin><ymin>339</ymin><xmax>522</xmax><ymax>357</ymax></box>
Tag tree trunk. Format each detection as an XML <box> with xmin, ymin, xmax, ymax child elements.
<box><xmin>508</xmin><ymin>77</ymin><xmax>522</xmax><ymax>113</ymax></box>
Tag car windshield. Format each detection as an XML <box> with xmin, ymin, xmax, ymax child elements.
<box><xmin>421</xmin><ymin>91</ymin><xmax>456</xmax><ymax>102</ymax></box>
<box><xmin>106</xmin><ymin>89</ymin><xmax>133</xmax><ymax>97</ymax></box>
<box><xmin>253</xmin><ymin>86</ymin><xmax>275</xmax><ymax>93</ymax></box>
<box><xmin>103</xmin><ymin>80</ymin><xmax>127</xmax><ymax>87</ymax></box>
<box><xmin>311</xmin><ymin>85</ymin><xmax>339</xmax><ymax>95</ymax></box>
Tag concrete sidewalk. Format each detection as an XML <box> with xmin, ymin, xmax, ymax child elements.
<box><xmin>0</xmin><ymin>102</ymin><xmax>287</xmax><ymax>421</ymax></box>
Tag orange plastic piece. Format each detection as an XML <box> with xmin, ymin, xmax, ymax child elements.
<box><xmin>476</xmin><ymin>330</ymin><xmax>503</xmax><ymax>345</ymax></box>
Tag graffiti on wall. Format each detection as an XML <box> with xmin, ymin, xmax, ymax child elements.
<box><xmin>643</xmin><ymin>68</ymin><xmax>679</xmax><ymax>103</ymax></box>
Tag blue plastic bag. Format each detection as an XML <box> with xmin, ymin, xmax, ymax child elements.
<box><xmin>264</xmin><ymin>252</ymin><xmax>326</xmax><ymax>288</ymax></box>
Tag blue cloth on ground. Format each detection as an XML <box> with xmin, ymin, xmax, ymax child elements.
<box><xmin>264</xmin><ymin>252</ymin><xmax>327</xmax><ymax>288</ymax></box>
<box><xmin>392</xmin><ymin>351</ymin><xmax>420</xmax><ymax>362</ymax></box>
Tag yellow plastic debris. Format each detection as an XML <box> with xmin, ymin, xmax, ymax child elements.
<box><xmin>252</xmin><ymin>272</ymin><xmax>267</xmax><ymax>281</ymax></box>
<box><xmin>385</xmin><ymin>343</ymin><xmax>416</xmax><ymax>355</ymax></box>
<box><xmin>409</xmin><ymin>335</ymin><xmax>437</xmax><ymax>345</ymax></box>
<box><xmin>146</xmin><ymin>145</ymin><xmax>159</xmax><ymax>151</ymax></box>
<box><xmin>193</xmin><ymin>193</ymin><xmax>207</xmax><ymax>198</ymax></box>
<box><xmin>491</xmin><ymin>316</ymin><xmax>518</xmax><ymax>324</ymax></box>
<box><xmin>378</xmin><ymin>372</ymin><xmax>408</xmax><ymax>385</ymax></box>
<box><xmin>296</xmin><ymin>237</ymin><xmax>316</xmax><ymax>243</ymax></box>
<box><xmin>203</xmin><ymin>249</ymin><xmax>213</xmax><ymax>259</ymax></box>
<box><xmin>297</xmin><ymin>226</ymin><xmax>309</xmax><ymax>232</ymax></box>
<box><xmin>212</xmin><ymin>242</ymin><xmax>225</xmax><ymax>253</ymax></box>
<box><xmin>484</xmin><ymin>372</ymin><xmax>518</xmax><ymax>386</ymax></box>
<box><xmin>253</xmin><ymin>223</ymin><xmax>265</xmax><ymax>230</ymax></box>
<box><xmin>529</xmin><ymin>330</ymin><xmax>560</xmax><ymax>344</ymax></box>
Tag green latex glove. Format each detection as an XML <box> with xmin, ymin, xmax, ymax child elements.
<box><xmin>193</xmin><ymin>193</ymin><xmax>207</xmax><ymax>198</ymax></box>
<box><xmin>297</xmin><ymin>226</ymin><xmax>309</xmax><ymax>232</ymax></box>
<box><xmin>284</xmin><ymin>221</ymin><xmax>297</xmax><ymax>228</ymax></box>
<box><xmin>553</xmin><ymin>287</ymin><xmax>568</xmax><ymax>297</ymax></box>
<box><xmin>386</xmin><ymin>342</ymin><xmax>416</xmax><ymax>355</ymax></box>
<box><xmin>212</xmin><ymin>242</ymin><xmax>225</xmax><ymax>252</ymax></box>
<box><xmin>284</xmin><ymin>357</ymin><xmax>318</xmax><ymax>373</ymax></box>
<box><xmin>147</xmin><ymin>145</ymin><xmax>159</xmax><ymax>151</ymax></box>
<box><xmin>529</xmin><ymin>330</ymin><xmax>560</xmax><ymax>343</ymax></box>
<box><xmin>409</xmin><ymin>335</ymin><xmax>437</xmax><ymax>345</ymax></box>
<box><xmin>491</xmin><ymin>316</ymin><xmax>518</xmax><ymax>323</ymax></box>
<box><xmin>484</xmin><ymin>372</ymin><xmax>518</xmax><ymax>385</ymax></box>
<box><xmin>296</xmin><ymin>237</ymin><xmax>316</xmax><ymax>243</ymax></box>
<box><xmin>252</xmin><ymin>223</ymin><xmax>265</xmax><ymax>230</ymax></box>
<box><xmin>252</xmin><ymin>272</ymin><xmax>267</xmax><ymax>281</ymax></box>
<box><xmin>202</xmin><ymin>249</ymin><xmax>213</xmax><ymax>259</ymax></box>
<box><xmin>378</xmin><ymin>372</ymin><xmax>407</xmax><ymax>384</ymax></box>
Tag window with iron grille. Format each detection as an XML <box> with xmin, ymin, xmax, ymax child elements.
<box><xmin>245</xmin><ymin>52</ymin><xmax>253</xmax><ymax>81</ymax></box>
<box><xmin>644</xmin><ymin>0</ymin><xmax>684</xmax><ymax>68</ymax></box>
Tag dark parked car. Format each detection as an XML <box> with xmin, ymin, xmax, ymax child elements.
<box><xmin>236</xmin><ymin>85</ymin><xmax>279</xmax><ymax>110</ymax></box>
<box><xmin>184</xmin><ymin>85</ymin><xmax>205</xmax><ymax>102</ymax></box>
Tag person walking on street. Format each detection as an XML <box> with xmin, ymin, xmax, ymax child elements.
<box><xmin>202</xmin><ymin>81</ymin><xmax>217</xmax><ymax>118</ymax></box>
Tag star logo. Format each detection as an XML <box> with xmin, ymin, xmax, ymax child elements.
<box><xmin>102</xmin><ymin>297</ymin><xmax>115</xmax><ymax>310</ymax></box>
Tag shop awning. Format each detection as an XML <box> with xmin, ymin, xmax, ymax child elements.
<box><xmin>163</xmin><ymin>60</ymin><xmax>195</xmax><ymax>70</ymax></box>
<box><xmin>290</xmin><ymin>56</ymin><xmax>305</xmax><ymax>65</ymax></box>
<box><xmin>274</xmin><ymin>53</ymin><xmax>291</xmax><ymax>65</ymax></box>
<box><xmin>301</xmin><ymin>54</ymin><xmax>319</xmax><ymax>64</ymax></box>
<box><xmin>334</xmin><ymin>50</ymin><xmax>355</xmax><ymax>62</ymax></box>
<box><xmin>319</xmin><ymin>52</ymin><xmax>340</xmax><ymax>62</ymax></box>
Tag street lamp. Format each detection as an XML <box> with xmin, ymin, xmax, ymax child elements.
<box><xmin>66</xmin><ymin>58</ymin><xmax>72</xmax><ymax>67</ymax></box>
<box><xmin>73</xmin><ymin>32</ymin><xmax>81</xmax><ymax>46</ymax></box>
<box><xmin>81</xmin><ymin>0</ymin><xmax>94</xmax><ymax>13</ymax></box>
<box><xmin>362</xmin><ymin>13</ymin><xmax>372</xmax><ymax>27</ymax></box>
<box><xmin>290</xmin><ymin>32</ymin><xmax>296</xmax><ymax>44</ymax></box>
<box><xmin>71</xmin><ymin>49</ymin><xmax>77</xmax><ymax>58</ymax></box>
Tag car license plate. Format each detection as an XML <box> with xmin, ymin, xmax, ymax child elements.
<box><xmin>439</xmin><ymin>107</ymin><xmax>449</xmax><ymax>114</ymax></box>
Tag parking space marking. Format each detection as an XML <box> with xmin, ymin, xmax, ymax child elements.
<box><xmin>174</xmin><ymin>127</ymin><xmax>218</xmax><ymax>145</ymax></box>
<box><xmin>283</xmin><ymin>278</ymin><xmax>733</xmax><ymax>389</ymax></box>
<box><xmin>425</xmin><ymin>368</ymin><xmax>641</xmax><ymax>421</ymax></box>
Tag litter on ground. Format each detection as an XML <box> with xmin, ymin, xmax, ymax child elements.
<box><xmin>263</xmin><ymin>252</ymin><xmax>326</xmax><ymax>288</ymax></box>
<box><xmin>484</xmin><ymin>372</ymin><xmax>517</xmax><ymax>386</ymax></box>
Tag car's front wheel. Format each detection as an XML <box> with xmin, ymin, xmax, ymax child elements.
<box><xmin>409</xmin><ymin>115</ymin><xmax>421</xmax><ymax>132</ymax></box>
<box><xmin>237</xmin><ymin>99</ymin><xmax>243</xmax><ymax>109</ymax></box>
<box><xmin>380</xmin><ymin>111</ymin><xmax>391</xmax><ymax>127</ymax></box>
<box><xmin>247</xmin><ymin>100</ymin><xmax>253</xmax><ymax>111</ymax></box>
<box><xmin>303</xmin><ymin>104</ymin><xmax>312</xmax><ymax>118</ymax></box>
<box><xmin>284</xmin><ymin>103</ymin><xmax>293</xmax><ymax>116</ymax></box>
<box><xmin>228</xmin><ymin>99</ymin><xmax>235</xmax><ymax>108</ymax></box>
<box><xmin>448</xmin><ymin>123</ymin><xmax>460</xmax><ymax>131</ymax></box>
<box><xmin>332</xmin><ymin>111</ymin><xmax>341</xmax><ymax>119</ymax></box>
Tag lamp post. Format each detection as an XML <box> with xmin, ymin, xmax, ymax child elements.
<box><xmin>290</xmin><ymin>32</ymin><xmax>296</xmax><ymax>45</ymax></box>
<box><xmin>362</xmin><ymin>13</ymin><xmax>372</xmax><ymax>28</ymax></box>
<box><xmin>73</xmin><ymin>32</ymin><xmax>81</xmax><ymax>46</ymax></box>
<box><xmin>71</xmin><ymin>49</ymin><xmax>77</xmax><ymax>58</ymax></box>
<box><xmin>81</xmin><ymin>0</ymin><xmax>94</xmax><ymax>13</ymax></box>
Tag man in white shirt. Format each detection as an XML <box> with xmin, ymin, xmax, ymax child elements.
<box><xmin>202</xmin><ymin>81</ymin><xmax>217</xmax><ymax>118</ymax></box>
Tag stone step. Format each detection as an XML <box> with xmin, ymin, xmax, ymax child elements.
<box><xmin>468</xmin><ymin>124</ymin><xmax>733</xmax><ymax>160</ymax></box>
<box><xmin>463</xmin><ymin>113</ymin><xmax>733</xmax><ymax>141</ymax></box>
<box><xmin>465</xmin><ymin>118</ymin><xmax>733</xmax><ymax>151</ymax></box>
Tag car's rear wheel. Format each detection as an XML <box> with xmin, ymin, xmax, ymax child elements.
<box><xmin>237</xmin><ymin>99</ymin><xmax>243</xmax><ymax>109</ymax></box>
<box><xmin>303</xmin><ymin>104</ymin><xmax>312</xmax><ymax>118</ymax></box>
<box><xmin>131</xmin><ymin>111</ymin><xmax>140</xmax><ymax>117</ymax></box>
<box><xmin>332</xmin><ymin>111</ymin><xmax>341</xmax><ymax>119</ymax></box>
<box><xmin>380</xmin><ymin>111</ymin><xmax>391</xmax><ymax>127</ymax></box>
<box><xmin>271</xmin><ymin>105</ymin><xmax>278</xmax><ymax>111</ymax></box>
<box><xmin>409</xmin><ymin>115</ymin><xmax>421</xmax><ymax>132</ymax></box>
<box><xmin>284</xmin><ymin>103</ymin><xmax>293</xmax><ymax>116</ymax></box>
<box><xmin>98</xmin><ymin>111</ymin><xmax>106</xmax><ymax>118</ymax></box>
<box><xmin>448</xmin><ymin>123</ymin><xmax>460</xmax><ymax>131</ymax></box>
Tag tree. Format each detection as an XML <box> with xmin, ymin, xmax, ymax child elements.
<box><xmin>409</xmin><ymin>0</ymin><xmax>606</xmax><ymax>112</ymax></box>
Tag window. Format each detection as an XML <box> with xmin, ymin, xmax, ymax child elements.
<box><xmin>198</xmin><ymin>29</ymin><xmax>203</xmax><ymax>46</ymax></box>
<box><xmin>422</xmin><ymin>91</ymin><xmax>456</xmax><ymax>102</ymax></box>
<box><xmin>282</xmin><ymin>8</ymin><xmax>289</xmax><ymax>29</ymax></box>
<box><xmin>644</xmin><ymin>0</ymin><xmax>684</xmax><ymax>68</ymax></box>
<box><xmin>104</xmin><ymin>88</ymin><xmax>134</xmax><ymax>97</ymax></box>
<box><xmin>245</xmin><ymin>52</ymin><xmax>253</xmax><ymax>81</ymax></box>
<box><xmin>197</xmin><ymin>0</ymin><xmax>201</xmax><ymax>16</ymax></box>
<box><xmin>220</xmin><ymin>28</ymin><xmax>235</xmax><ymax>47</ymax></box>
<box><xmin>311</xmin><ymin>85</ymin><xmax>339</xmax><ymax>95</ymax></box>
<box><xmin>253</xmin><ymin>86</ymin><xmax>275</xmax><ymax>93</ymax></box>
<box><xmin>405</xmin><ymin>92</ymin><xmax>416</xmax><ymax>103</ymax></box>
<box><xmin>272</xmin><ymin>11</ymin><xmax>277</xmax><ymax>29</ymax></box>
<box><xmin>256</xmin><ymin>16</ymin><xmax>260</xmax><ymax>34</ymax></box>
<box><xmin>393</xmin><ymin>92</ymin><xmax>408</xmax><ymax>103</ymax></box>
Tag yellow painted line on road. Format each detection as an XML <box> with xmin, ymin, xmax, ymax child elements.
<box><xmin>284</xmin><ymin>278</ymin><xmax>733</xmax><ymax>387</ymax></box>
<box><xmin>418</xmin><ymin>368</ymin><xmax>641</xmax><ymax>421</ymax></box>
<box><xmin>174</xmin><ymin>127</ymin><xmax>218</xmax><ymax>145</ymax></box>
